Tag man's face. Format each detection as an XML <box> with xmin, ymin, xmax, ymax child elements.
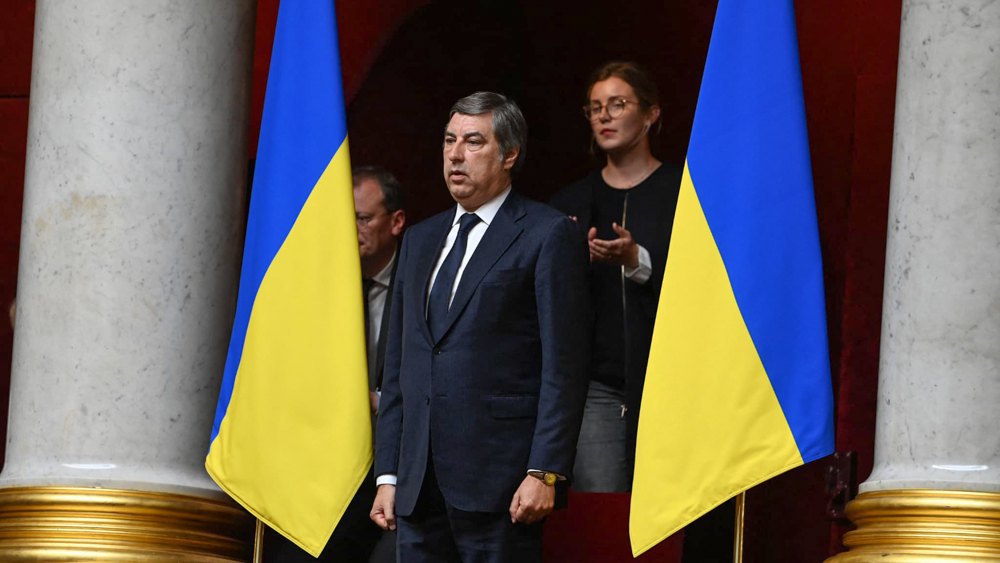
<box><xmin>442</xmin><ymin>112</ymin><xmax>517</xmax><ymax>211</ymax></box>
<box><xmin>354</xmin><ymin>178</ymin><xmax>402</xmax><ymax>264</ymax></box>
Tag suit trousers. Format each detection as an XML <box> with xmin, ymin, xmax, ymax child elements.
<box><xmin>396</xmin><ymin>455</ymin><xmax>543</xmax><ymax>563</ymax></box>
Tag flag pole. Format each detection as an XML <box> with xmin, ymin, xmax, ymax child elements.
<box><xmin>732</xmin><ymin>492</ymin><xmax>746</xmax><ymax>563</ymax></box>
<box><xmin>253</xmin><ymin>518</ymin><xmax>264</xmax><ymax>563</ymax></box>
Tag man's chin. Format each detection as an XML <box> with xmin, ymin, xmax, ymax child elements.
<box><xmin>447</xmin><ymin>186</ymin><xmax>474</xmax><ymax>203</ymax></box>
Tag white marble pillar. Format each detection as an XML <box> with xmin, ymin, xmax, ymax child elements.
<box><xmin>830</xmin><ymin>2</ymin><xmax>1000</xmax><ymax>560</ymax></box>
<box><xmin>1</xmin><ymin>0</ymin><xmax>254</xmax><ymax>496</ymax></box>
<box><xmin>863</xmin><ymin>0</ymin><xmax>1000</xmax><ymax>495</ymax></box>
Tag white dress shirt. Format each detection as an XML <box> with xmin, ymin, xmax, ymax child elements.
<box><xmin>425</xmin><ymin>186</ymin><xmax>511</xmax><ymax>311</ymax></box>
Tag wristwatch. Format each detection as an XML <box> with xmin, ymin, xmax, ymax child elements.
<box><xmin>527</xmin><ymin>470</ymin><xmax>558</xmax><ymax>486</ymax></box>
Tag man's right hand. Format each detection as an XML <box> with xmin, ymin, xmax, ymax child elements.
<box><xmin>370</xmin><ymin>484</ymin><xmax>397</xmax><ymax>531</ymax></box>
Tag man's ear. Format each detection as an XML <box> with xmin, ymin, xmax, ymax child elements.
<box><xmin>390</xmin><ymin>210</ymin><xmax>406</xmax><ymax>237</ymax></box>
<box><xmin>502</xmin><ymin>147</ymin><xmax>520</xmax><ymax>171</ymax></box>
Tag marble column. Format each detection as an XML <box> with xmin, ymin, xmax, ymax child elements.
<box><xmin>830</xmin><ymin>1</ymin><xmax>1000</xmax><ymax>561</ymax></box>
<box><xmin>0</xmin><ymin>1</ymin><xmax>255</xmax><ymax>559</ymax></box>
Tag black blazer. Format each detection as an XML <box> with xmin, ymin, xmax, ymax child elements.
<box><xmin>549</xmin><ymin>164</ymin><xmax>682</xmax><ymax>476</ymax></box>
<box><xmin>374</xmin><ymin>191</ymin><xmax>590</xmax><ymax>516</ymax></box>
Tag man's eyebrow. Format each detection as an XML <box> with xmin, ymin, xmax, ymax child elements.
<box><xmin>443</xmin><ymin>130</ymin><xmax>486</xmax><ymax>140</ymax></box>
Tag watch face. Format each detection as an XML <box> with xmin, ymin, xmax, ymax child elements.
<box><xmin>532</xmin><ymin>471</ymin><xmax>556</xmax><ymax>486</ymax></box>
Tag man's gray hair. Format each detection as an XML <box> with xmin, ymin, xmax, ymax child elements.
<box><xmin>449</xmin><ymin>92</ymin><xmax>527</xmax><ymax>174</ymax></box>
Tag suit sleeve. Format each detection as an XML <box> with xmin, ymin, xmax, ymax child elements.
<box><xmin>374</xmin><ymin>232</ymin><xmax>408</xmax><ymax>478</ymax></box>
<box><xmin>527</xmin><ymin>215</ymin><xmax>591</xmax><ymax>476</ymax></box>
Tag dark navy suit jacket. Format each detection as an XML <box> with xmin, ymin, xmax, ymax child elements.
<box><xmin>374</xmin><ymin>191</ymin><xmax>590</xmax><ymax>517</ymax></box>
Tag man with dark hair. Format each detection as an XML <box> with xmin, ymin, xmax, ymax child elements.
<box><xmin>266</xmin><ymin>166</ymin><xmax>406</xmax><ymax>563</ymax></box>
<box><xmin>354</xmin><ymin>165</ymin><xmax>406</xmax><ymax>563</ymax></box>
<box><xmin>353</xmin><ymin>165</ymin><xmax>407</xmax><ymax>412</ymax></box>
<box><xmin>370</xmin><ymin>92</ymin><xmax>590</xmax><ymax>562</ymax></box>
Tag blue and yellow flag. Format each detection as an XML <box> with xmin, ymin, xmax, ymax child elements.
<box><xmin>206</xmin><ymin>2</ymin><xmax>371</xmax><ymax>556</ymax></box>
<box><xmin>630</xmin><ymin>0</ymin><xmax>834</xmax><ymax>555</ymax></box>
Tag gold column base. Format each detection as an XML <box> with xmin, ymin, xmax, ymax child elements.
<box><xmin>827</xmin><ymin>489</ymin><xmax>1000</xmax><ymax>562</ymax></box>
<box><xmin>0</xmin><ymin>486</ymin><xmax>254</xmax><ymax>561</ymax></box>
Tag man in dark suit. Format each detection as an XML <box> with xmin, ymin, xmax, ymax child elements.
<box><xmin>355</xmin><ymin>165</ymin><xmax>406</xmax><ymax>563</ymax></box>
<box><xmin>354</xmin><ymin>165</ymin><xmax>407</xmax><ymax>412</ymax></box>
<box><xmin>370</xmin><ymin>92</ymin><xmax>590</xmax><ymax>562</ymax></box>
<box><xmin>266</xmin><ymin>166</ymin><xmax>405</xmax><ymax>563</ymax></box>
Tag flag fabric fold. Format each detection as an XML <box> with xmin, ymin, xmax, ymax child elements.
<box><xmin>630</xmin><ymin>0</ymin><xmax>834</xmax><ymax>555</ymax></box>
<box><xmin>205</xmin><ymin>2</ymin><xmax>371</xmax><ymax>556</ymax></box>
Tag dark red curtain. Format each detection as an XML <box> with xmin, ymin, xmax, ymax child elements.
<box><xmin>0</xmin><ymin>0</ymin><xmax>35</xmax><ymax>467</ymax></box>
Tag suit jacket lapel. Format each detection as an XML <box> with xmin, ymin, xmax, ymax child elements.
<box><xmin>435</xmin><ymin>193</ymin><xmax>525</xmax><ymax>343</ymax></box>
<box><xmin>412</xmin><ymin>212</ymin><xmax>453</xmax><ymax>346</ymax></box>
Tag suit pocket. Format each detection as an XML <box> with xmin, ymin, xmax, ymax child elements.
<box><xmin>481</xmin><ymin>267</ymin><xmax>529</xmax><ymax>286</ymax></box>
<box><xmin>488</xmin><ymin>395</ymin><xmax>538</xmax><ymax>419</ymax></box>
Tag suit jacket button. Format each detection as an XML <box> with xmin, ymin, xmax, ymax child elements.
<box><xmin>425</xmin><ymin>396</ymin><xmax>430</xmax><ymax>405</ymax></box>
<box><xmin>433</xmin><ymin>347</ymin><xmax>441</xmax><ymax>355</ymax></box>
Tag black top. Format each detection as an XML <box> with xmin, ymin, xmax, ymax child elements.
<box><xmin>550</xmin><ymin>163</ymin><xmax>682</xmax><ymax>474</ymax></box>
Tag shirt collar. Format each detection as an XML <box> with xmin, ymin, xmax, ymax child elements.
<box><xmin>451</xmin><ymin>186</ymin><xmax>511</xmax><ymax>227</ymax></box>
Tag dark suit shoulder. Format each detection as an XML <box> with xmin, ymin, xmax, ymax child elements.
<box><xmin>406</xmin><ymin>207</ymin><xmax>454</xmax><ymax>238</ymax></box>
<box><xmin>510</xmin><ymin>191</ymin><xmax>572</xmax><ymax>223</ymax></box>
<box><xmin>505</xmin><ymin>193</ymin><xmax>585</xmax><ymax>247</ymax></box>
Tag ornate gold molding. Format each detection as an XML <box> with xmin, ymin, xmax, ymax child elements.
<box><xmin>0</xmin><ymin>486</ymin><xmax>253</xmax><ymax>561</ymax></box>
<box><xmin>827</xmin><ymin>489</ymin><xmax>1000</xmax><ymax>562</ymax></box>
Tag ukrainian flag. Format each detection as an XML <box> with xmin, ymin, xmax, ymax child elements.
<box><xmin>630</xmin><ymin>0</ymin><xmax>834</xmax><ymax>555</ymax></box>
<box><xmin>205</xmin><ymin>2</ymin><xmax>371</xmax><ymax>557</ymax></box>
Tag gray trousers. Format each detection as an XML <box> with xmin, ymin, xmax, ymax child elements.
<box><xmin>572</xmin><ymin>381</ymin><xmax>630</xmax><ymax>492</ymax></box>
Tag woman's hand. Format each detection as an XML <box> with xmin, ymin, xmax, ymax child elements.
<box><xmin>588</xmin><ymin>222</ymin><xmax>639</xmax><ymax>268</ymax></box>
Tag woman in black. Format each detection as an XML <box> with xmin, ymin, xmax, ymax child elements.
<box><xmin>551</xmin><ymin>61</ymin><xmax>681</xmax><ymax>492</ymax></box>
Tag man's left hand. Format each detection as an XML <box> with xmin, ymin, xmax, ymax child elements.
<box><xmin>508</xmin><ymin>475</ymin><xmax>555</xmax><ymax>524</ymax></box>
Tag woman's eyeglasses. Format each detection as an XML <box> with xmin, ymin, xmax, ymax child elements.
<box><xmin>583</xmin><ymin>97</ymin><xmax>639</xmax><ymax>121</ymax></box>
